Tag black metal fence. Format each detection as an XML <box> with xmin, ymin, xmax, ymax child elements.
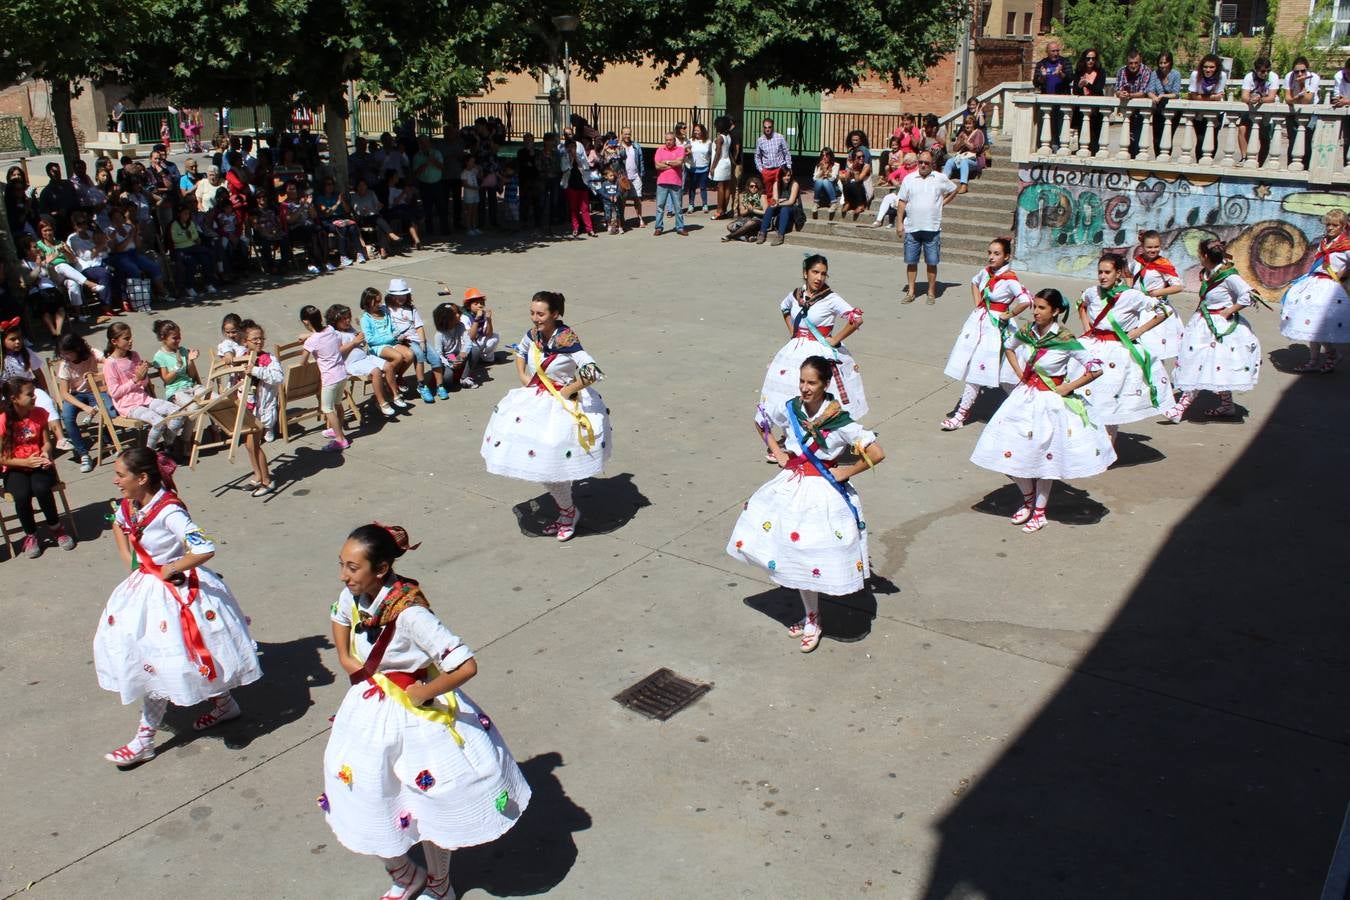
<box><xmin>458</xmin><ymin>101</ymin><xmax>923</xmax><ymax>156</ymax></box>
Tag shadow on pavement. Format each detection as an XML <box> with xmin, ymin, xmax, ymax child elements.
<box><xmin>743</xmin><ymin>581</ymin><xmax>881</xmax><ymax>644</ymax></box>
<box><xmin>922</xmin><ymin>371</ymin><xmax>1350</xmax><ymax>898</ymax></box>
<box><xmin>972</xmin><ymin>481</ymin><xmax>1108</xmax><ymax>526</ymax></box>
<box><xmin>451</xmin><ymin>751</ymin><xmax>592</xmax><ymax>896</ymax></box>
<box><xmin>511</xmin><ymin>472</ymin><xmax>650</xmax><ymax>538</ymax></box>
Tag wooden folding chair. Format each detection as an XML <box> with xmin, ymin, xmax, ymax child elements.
<box><xmin>89</xmin><ymin>370</ymin><xmax>150</xmax><ymax>455</ymax></box>
<box><xmin>45</xmin><ymin>358</ymin><xmax>107</xmax><ymax>466</ymax></box>
<box><xmin>0</xmin><ymin>481</ymin><xmax>79</xmax><ymax>560</ymax></box>
<box><xmin>275</xmin><ymin>339</ymin><xmax>360</xmax><ymax>442</ymax></box>
<box><xmin>185</xmin><ymin>353</ymin><xmax>260</xmax><ymax>469</ymax></box>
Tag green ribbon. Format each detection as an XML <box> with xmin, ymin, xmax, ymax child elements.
<box><xmin>1014</xmin><ymin>326</ymin><xmax>1094</xmax><ymax>429</ymax></box>
<box><xmin>1198</xmin><ymin>265</ymin><xmax>1242</xmax><ymax>342</ymax></box>
<box><xmin>1102</xmin><ymin>309</ymin><xmax>1159</xmax><ymax>408</ymax></box>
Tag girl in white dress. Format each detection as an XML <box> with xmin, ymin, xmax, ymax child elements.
<box><xmin>94</xmin><ymin>447</ymin><xmax>261</xmax><ymax>766</ymax></box>
<box><xmin>940</xmin><ymin>238</ymin><xmax>1031</xmax><ymax>430</ymax></box>
<box><xmin>481</xmin><ymin>291</ymin><xmax>611</xmax><ymax>541</ymax></box>
<box><xmin>1075</xmin><ymin>252</ymin><xmax>1169</xmax><ymax>441</ymax></box>
<box><xmin>1166</xmin><ymin>238</ymin><xmax>1262</xmax><ymax>421</ymax></box>
<box><xmin>728</xmin><ymin>356</ymin><xmax>886</xmax><ymax>653</ymax></box>
<box><xmin>760</xmin><ymin>254</ymin><xmax>867</xmax><ymax>435</ymax></box>
<box><xmin>971</xmin><ymin>289</ymin><xmax>1116</xmax><ymax>534</ymax></box>
<box><xmin>1281</xmin><ymin>208</ymin><xmax>1350</xmax><ymax>373</ymax></box>
<box><xmin>322</xmin><ymin>524</ymin><xmax>531</xmax><ymax>900</ymax></box>
<box><xmin>1129</xmin><ymin>230</ymin><xmax>1186</xmax><ymax>371</ymax></box>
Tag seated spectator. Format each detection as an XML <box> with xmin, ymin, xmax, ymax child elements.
<box><xmin>105</xmin><ymin>203</ymin><xmax>168</xmax><ymax>305</ymax></box>
<box><xmin>758</xmin><ymin>173</ymin><xmax>802</xmax><ymax>246</ymax></box>
<box><xmin>280</xmin><ymin>182</ymin><xmax>327</xmax><ymax>275</ymax></box>
<box><xmin>942</xmin><ymin>117</ymin><xmax>987</xmax><ymax>193</ymax></box>
<box><xmin>167</xmin><ymin>204</ymin><xmax>220</xmax><ymax>300</ymax></box>
<box><xmin>151</xmin><ymin>319</ymin><xmax>204</xmax><ymax>405</ymax></box>
<box><xmin>351</xmin><ymin>177</ymin><xmax>398</xmax><ymax>258</ymax></box>
<box><xmin>0</xmin><ymin>375</ymin><xmax>74</xmax><ymax>558</ymax></box>
<box><xmin>893</xmin><ymin>113</ymin><xmax>923</xmax><ymax>155</ymax></box>
<box><xmin>328</xmin><ymin>302</ymin><xmax>400</xmax><ymax>416</ymax></box>
<box><xmin>249</xmin><ymin>192</ymin><xmax>289</xmax><ymax>276</ymax></box>
<box><xmin>18</xmin><ymin>235</ymin><xmax>69</xmax><ymax>340</ymax></box>
<box><xmin>314</xmin><ymin>176</ymin><xmax>362</xmax><ymax>266</ymax></box>
<box><xmin>208</xmin><ymin>187</ymin><xmax>248</xmax><ymax>277</ymax></box>
<box><xmin>844</xmin><ymin>129</ymin><xmax>872</xmax><ymax>167</ymax></box>
<box><xmin>66</xmin><ymin>212</ymin><xmax>115</xmax><ymax>318</ymax></box>
<box><xmin>722</xmin><ymin>176</ymin><xmax>766</xmax><ymax>242</ymax></box>
<box><xmin>871</xmin><ymin>154</ymin><xmax>918</xmax><ymax>227</ymax></box>
<box><xmin>357</xmin><ymin>286</ymin><xmax>414</xmax><ymax>403</ymax></box>
<box><xmin>37</xmin><ymin>163</ymin><xmax>79</xmax><ymax>235</ymax></box>
<box><xmin>812</xmin><ymin>148</ymin><xmax>840</xmax><ymax>210</ymax></box>
<box><xmin>54</xmin><ymin>332</ymin><xmax>112</xmax><ymax>472</ymax></box>
<box><xmin>385</xmin><ymin>172</ymin><xmax>423</xmax><ymax>247</ymax></box>
<box><xmin>37</xmin><ymin>216</ymin><xmax>105</xmax><ymax>312</ymax></box>
<box><xmin>838</xmin><ymin>148</ymin><xmax>874</xmax><ymax>220</ymax></box>
<box><xmin>921</xmin><ymin>114</ymin><xmax>947</xmax><ymax>167</ymax></box>
<box><xmin>101</xmin><ymin>322</ymin><xmax>187</xmax><ymax>451</ymax></box>
<box><xmin>195</xmin><ymin>165</ymin><xmax>225</xmax><ymax>211</ymax></box>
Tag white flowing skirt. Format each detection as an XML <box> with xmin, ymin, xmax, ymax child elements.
<box><xmin>1173</xmin><ymin>312</ymin><xmax>1261</xmax><ymax>392</ymax></box>
<box><xmin>726</xmin><ymin>469</ymin><xmax>868</xmax><ymax>596</ymax></box>
<box><xmin>1138</xmin><ymin>302</ymin><xmax>1185</xmax><ymax>361</ymax></box>
<box><xmin>322</xmin><ymin>683</ymin><xmax>531</xmax><ymax>857</ymax></box>
<box><xmin>970</xmin><ymin>383</ymin><xmax>1117</xmax><ymax>480</ymax></box>
<box><xmin>761</xmin><ymin>337</ymin><xmax>868</xmax><ymax>417</ymax></box>
<box><xmin>1280</xmin><ymin>276</ymin><xmax>1350</xmax><ymax>342</ymax></box>
<box><xmin>1076</xmin><ymin>336</ymin><xmax>1171</xmax><ymax>425</ymax></box>
<box><xmin>481</xmin><ymin>385</ymin><xmax>610</xmax><ymax>483</ymax></box>
<box><xmin>943</xmin><ymin>308</ymin><xmax>1017</xmax><ymax>387</ymax></box>
<box><xmin>94</xmin><ymin>567</ymin><xmax>261</xmax><ymax>706</ymax></box>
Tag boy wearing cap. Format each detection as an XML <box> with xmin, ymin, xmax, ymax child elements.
<box><xmin>461</xmin><ymin>288</ymin><xmax>499</xmax><ymax>374</ymax></box>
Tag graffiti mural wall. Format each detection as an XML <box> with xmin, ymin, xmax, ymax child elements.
<box><xmin>1012</xmin><ymin>165</ymin><xmax>1344</xmax><ymax>294</ymax></box>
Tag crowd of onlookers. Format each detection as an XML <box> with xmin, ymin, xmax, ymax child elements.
<box><xmin>1033</xmin><ymin>41</ymin><xmax>1350</xmax><ymax>161</ymax></box>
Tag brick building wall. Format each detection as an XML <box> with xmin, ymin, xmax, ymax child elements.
<box><xmin>822</xmin><ymin>57</ymin><xmax>958</xmax><ymax>119</ymax></box>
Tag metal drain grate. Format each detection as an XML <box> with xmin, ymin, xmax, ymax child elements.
<box><xmin>614</xmin><ymin>668</ymin><xmax>713</xmax><ymax>720</ymax></box>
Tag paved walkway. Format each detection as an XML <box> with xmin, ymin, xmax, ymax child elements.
<box><xmin>3</xmin><ymin>224</ymin><xmax>1346</xmax><ymax>899</ymax></box>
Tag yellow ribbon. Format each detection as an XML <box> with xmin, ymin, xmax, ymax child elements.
<box><xmin>852</xmin><ymin>440</ymin><xmax>876</xmax><ymax>470</ymax></box>
<box><xmin>529</xmin><ymin>341</ymin><xmax>597</xmax><ymax>453</ymax></box>
<box><xmin>349</xmin><ymin>611</ymin><xmax>464</xmax><ymax>747</ymax></box>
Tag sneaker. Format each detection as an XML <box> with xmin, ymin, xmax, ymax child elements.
<box><xmin>322</xmin><ymin>428</ymin><xmax>336</xmax><ymax>438</ymax></box>
<box><xmin>263</xmin><ymin>428</ymin><xmax>275</xmax><ymax>443</ymax></box>
<box><xmin>391</xmin><ymin>396</ymin><xmax>411</xmax><ymax>410</ymax></box>
<box><xmin>324</xmin><ymin>263</ymin><xmax>336</xmax><ymax>272</ymax></box>
<box><xmin>460</xmin><ymin>376</ymin><xmax>479</xmax><ymax>389</ymax></box>
<box><xmin>77</xmin><ymin>410</ymin><xmax>97</xmax><ymax>426</ymax></box>
<box><xmin>339</xmin><ymin>256</ymin><xmax>354</xmax><ymax>268</ymax></box>
<box><xmin>322</xmin><ymin>438</ymin><xmax>350</xmax><ymax>452</ymax></box>
<box><xmin>418</xmin><ymin>385</ymin><xmax>435</xmax><ymax>403</ymax></box>
<box><xmin>22</xmin><ymin>534</ymin><xmax>42</xmax><ymax>559</ymax></box>
<box><xmin>79</xmin><ymin>455</ymin><xmax>95</xmax><ymax>473</ymax></box>
<box><xmin>356</xmin><ymin>253</ymin><xmax>368</xmax><ymax>264</ymax></box>
<box><xmin>186</xmin><ymin>287</ymin><xmax>200</xmax><ymax>299</ymax></box>
<box><xmin>51</xmin><ymin>524</ymin><xmax>75</xmax><ymax>551</ymax></box>
<box><xmin>435</xmin><ymin>386</ymin><xmax>449</xmax><ymax>400</ymax></box>
<box><xmin>206</xmin><ymin>284</ymin><xmax>220</xmax><ymax>294</ymax></box>
<box><xmin>307</xmin><ymin>264</ymin><xmax>321</xmax><ymax>275</ymax></box>
<box><xmin>90</xmin><ymin>282</ymin><xmax>107</xmax><ymax>295</ymax></box>
<box><xmin>56</xmin><ymin>437</ymin><xmax>74</xmax><ymax>451</ymax></box>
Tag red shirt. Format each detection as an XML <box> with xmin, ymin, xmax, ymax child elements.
<box><xmin>0</xmin><ymin>407</ymin><xmax>49</xmax><ymax>472</ymax></box>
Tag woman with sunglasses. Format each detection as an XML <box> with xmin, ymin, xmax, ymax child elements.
<box><xmin>1071</xmin><ymin>47</ymin><xmax>1106</xmax><ymax>153</ymax></box>
<box><xmin>314</xmin><ymin>176</ymin><xmax>363</xmax><ymax>266</ymax></box>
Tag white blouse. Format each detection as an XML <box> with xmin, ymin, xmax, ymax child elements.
<box><xmin>331</xmin><ymin>580</ymin><xmax>474</xmax><ymax>675</ymax></box>
<box><xmin>512</xmin><ymin>328</ymin><xmax>600</xmax><ymax>387</ymax></box>
<box><xmin>1200</xmin><ymin>272</ymin><xmax>1253</xmax><ymax>310</ymax></box>
<box><xmin>779</xmin><ymin>291</ymin><xmax>862</xmax><ymax>332</ymax></box>
<box><xmin>115</xmin><ymin>490</ymin><xmax>215</xmax><ymax>565</ymax></box>
<box><xmin>1314</xmin><ymin>243</ymin><xmax>1350</xmax><ymax>279</ymax></box>
<box><xmin>767</xmin><ymin>402</ymin><xmax>876</xmax><ymax>462</ymax></box>
<box><xmin>971</xmin><ymin>265</ymin><xmax>1031</xmax><ymax>306</ymax></box>
<box><xmin>1004</xmin><ymin>323</ymin><xmax>1101</xmax><ymax>378</ymax></box>
<box><xmin>1079</xmin><ymin>285</ymin><xmax>1156</xmax><ymax>331</ymax></box>
<box><xmin>1129</xmin><ymin>257</ymin><xmax>1182</xmax><ymax>293</ymax></box>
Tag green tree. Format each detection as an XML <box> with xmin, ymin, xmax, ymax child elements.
<box><xmin>1057</xmin><ymin>0</ymin><xmax>1210</xmax><ymax>72</ymax></box>
<box><xmin>622</xmin><ymin>0</ymin><xmax>966</xmax><ymax>139</ymax></box>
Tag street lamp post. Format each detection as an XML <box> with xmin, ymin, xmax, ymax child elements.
<box><xmin>552</xmin><ymin>14</ymin><xmax>579</xmax><ymax>131</ymax></box>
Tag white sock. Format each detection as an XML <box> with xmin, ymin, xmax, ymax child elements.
<box><xmin>423</xmin><ymin>842</ymin><xmax>454</xmax><ymax>898</ymax></box>
<box><xmin>799</xmin><ymin>589</ymin><xmax>820</xmax><ymax>630</ymax></box>
<box><xmin>957</xmin><ymin>383</ymin><xmax>980</xmax><ymax>415</ymax></box>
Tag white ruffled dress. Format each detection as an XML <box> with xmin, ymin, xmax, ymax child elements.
<box><xmin>1279</xmin><ymin>244</ymin><xmax>1350</xmax><ymax>342</ymax></box>
<box><xmin>321</xmin><ymin>582</ymin><xmax>531</xmax><ymax>857</ymax></box>
<box><xmin>1129</xmin><ymin>257</ymin><xmax>1186</xmax><ymax>361</ymax></box>
<box><xmin>760</xmin><ymin>290</ymin><xmax>868</xmax><ymax>418</ymax></box>
<box><xmin>93</xmin><ymin>491</ymin><xmax>261</xmax><ymax>705</ymax></box>
<box><xmin>970</xmin><ymin>324</ymin><xmax>1118</xmax><ymax>479</ymax></box>
<box><xmin>1076</xmin><ymin>286</ymin><xmax>1173</xmax><ymax>425</ymax></box>
<box><xmin>1174</xmin><ymin>272</ymin><xmax>1262</xmax><ymax>393</ymax></box>
<box><xmin>727</xmin><ymin>400</ymin><xmax>874</xmax><ymax>596</ymax></box>
<box><xmin>481</xmin><ymin>326</ymin><xmax>611</xmax><ymax>483</ymax></box>
<box><xmin>944</xmin><ymin>265</ymin><xmax>1031</xmax><ymax>387</ymax></box>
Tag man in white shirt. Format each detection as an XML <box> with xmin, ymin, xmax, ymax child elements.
<box><xmin>1284</xmin><ymin>57</ymin><xmax>1320</xmax><ymax>103</ymax></box>
<box><xmin>894</xmin><ymin>152</ymin><xmax>957</xmax><ymax>304</ymax></box>
<box><xmin>1238</xmin><ymin>57</ymin><xmax>1280</xmax><ymax>161</ymax></box>
<box><xmin>1333</xmin><ymin>57</ymin><xmax>1350</xmax><ymax>162</ymax></box>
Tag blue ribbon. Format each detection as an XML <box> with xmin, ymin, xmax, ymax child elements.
<box><xmin>784</xmin><ymin>399</ymin><xmax>864</xmax><ymax>531</ymax></box>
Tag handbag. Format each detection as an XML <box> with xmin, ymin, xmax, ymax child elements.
<box><xmin>125</xmin><ymin>278</ymin><xmax>153</xmax><ymax>311</ymax></box>
<box><xmin>618</xmin><ymin>175</ymin><xmax>633</xmax><ymax>192</ymax></box>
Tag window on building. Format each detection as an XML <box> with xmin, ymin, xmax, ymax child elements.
<box><xmin>1023</xmin><ymin>11</ymin><xmax>1034</xmax><ymax>33</ymax></box>
<box><xmin>1007</xmin><ymin>11</ymin><xmax>1017</xmax><ymax>34</ymax></box>
<box><xmin>1325</xmin><ymin>0</ymin><xmax>1350</xmax><ymax>46</ymax></box>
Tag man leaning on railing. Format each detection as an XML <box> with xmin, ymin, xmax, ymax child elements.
<box><xmin>1114</xmin><ymin>50</ymin><xmax>1152</xmax><ymax>157</ymax></box>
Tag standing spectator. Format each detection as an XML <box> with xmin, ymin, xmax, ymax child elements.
<box><xmin>439</xmin><ymin>127</ymin><xmax>465</xmax><ymax>230</ymax></box>
<box><xmin>1147</xmin><ymin>51</ymin><xmax>1183</xmax><ymax>154</ymax></box>
<box><xmin>687</xmin><ymin>123</ymin><xmax>713</xmax><ymax>213</ymax></box>
<box><xmin>652</xmin><ymin>130</ymin><xmax>687</xmax><ymax>237</ymax></box>
<box><xmin>617</xmin><ymin>126</ymin><xmax>646</xmax><ymax>228</ymax></box>
<box><xmin>1332</xmin><ymin>57</ymin><xmax>1350</xmax><ymax>162</ymax></box>
<box><xmin>1187</xmin><ymin>53</ymin><xmax>1228</xmax><ymax>152</ymax></box>
<box><xmin>413</xmin><ymin>135</ymin><xmax>448</xmax><ymax>236</ymax></box>
<box><xmin>673</xmin><ymin>121</ymin><xmax>693</xmax><ymax>210</ymax></box>
<box><xmin>560</xmin><ymin>135</ymin><xmax>595</xmax><ymax>238</ymax></box>
<box><xmin>515</xmin><ymin>133</ymin><xmax>542</xmax><ymax>229</ymax></box>
<box><xmin>1034</xmin><ymin>39</ymin><xmax>1073</xmax><ymax>149</ymax></box>
<box><xmin>942</xmin><ymin>118</ymin><xmax>986</xmax><ymax>193</ymax></box>
<box><xmin>538</xmin><ymin>133</ymin><xmax>563</xmax><ymax>229</ymax></box>
<box><xmin>1114</xmin><ymin>50</ymin><xmax>1153</xmax><ymax>157</ymax></box>
<box><xmin>5</xmin><ymin>166</ymin><xmax>37</xmax><ymax>239</ymax></box>
<box><xmin>1072</xmin><ymin>47</ymin><xmax>1107</xmax><ymax>153</ymax></box>
<box><xmin>38</xmin><ymin>163</ymin><xmax>79</xmax><ymax>235</ymax></box>
<box><xmin>812</xmin><ymin>147</ymin><xmax>840</xmax><ymax>211</ymax></box>
<box><xmin>894</xmin><ymin>152</ymin><xmax>957</xmax><ymax>305</ymax></box>
<box><xmin>710</xmin><ymin>115</ymin><xmax>736</xmax><ymax>220</ymax></box>
<box><xmin>1238</xmin><ymin>57</ymin><xmax>1280</xmax><ymax>162</ymax></box>
<box><xmin>111</xmin><ymin>99</ymin><xmax>127</xmax><ymax>142</ymax></box>
<box><xmin>755</xmin><ymin>118</ymin><xmax>791</xmax><ymax>196</ymax></box>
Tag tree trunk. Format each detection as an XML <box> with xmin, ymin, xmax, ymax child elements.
<box><xmin>441</xmin><ymin>93</ymin><xmax>460</xmax><ymax>134</ymax></box>
<box><xmin>324</xmin><ymin>91</ymin><xmax>351</xmax><ymax>196</ymax></box>
<box><xmin>49</xmin><ymin>79</ymin><xmax>80</xmax><ymax>177</ymax></box>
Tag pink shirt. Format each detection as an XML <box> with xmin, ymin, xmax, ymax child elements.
<box><xmin>103</xmin><ymin>352</ymin><xmax>153</xmax><ymax>414</ymax></box>
<box><xmin>654</xmin><ymin>145</ymin><xmax>685</xmax><ymax>187</ymax></box>
<box><xmin>304</xmin><ymin>327</ymin><xmax>348</xmax><ymax>386</ymax></box>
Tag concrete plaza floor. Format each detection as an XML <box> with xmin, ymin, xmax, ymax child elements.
<box><xmin>2</xmin><ymin>220</ymin><xmax>1347</xmax><ymax>899</ymax></box>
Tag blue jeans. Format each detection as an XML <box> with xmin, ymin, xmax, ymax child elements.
<box><xmin>686</xmin><ymin>168</ymin><xmax>709</xmax><ymax>208</ymax></box>
<box><xmin>943</xmin><ymin>157</ymin><xmax>975</xmax><ymax>184</ymax></box>
<box><xmin>904</xmin><ymin>230</ymin><xmax>941</xmax><ymax>266</ymax></box>
<box><xmin>813</xmin><ymin>179</ymin><xmax>837</xmax><ymax>205</ymax></box>
<box><xmin>654</xmin><ymin>184</ymin><xmax>684</xmax><ymax>231</ymax></box>
<box><xmin>107</xmin><ymin>249</ymin><xmax>162</xmax><ymax>281</ymax></box>
<box><xmin>760</xmin><ymin>205</ymin><xmax>794</xmax><ymax>236</ymax></box>
<box><xmin>409</xmin><ymin>342</ymin><xmax>444</xmax><ymax>369</ymax></box>
<box><xmin>61</xmin><ymin>390</ymin><xmax>113</xmax><ymax>458</ymax></box>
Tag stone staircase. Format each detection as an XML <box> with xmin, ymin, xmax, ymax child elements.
<box><xmin>786</xmin><ymin>144</ymin><xmax>1021</xmax><ymax>267</ymax></box>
